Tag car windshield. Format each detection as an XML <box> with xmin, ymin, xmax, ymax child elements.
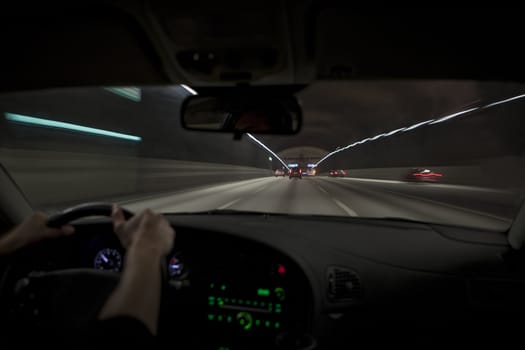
<box><xmin>0</xmin><ymin>81</ymin><xmax>524</xmax><ymax>232</ymax></box>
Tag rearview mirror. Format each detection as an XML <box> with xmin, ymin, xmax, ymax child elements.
<box><xmin>181</xmin><ymin>95</ymin><xmax>302</xmax><ymax>135</ymax></box>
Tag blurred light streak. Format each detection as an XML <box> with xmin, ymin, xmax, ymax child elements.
<box><xmin>5</xmin><ymin>113</ymin><xmax>142</xmax><ymax>142</ymax></box>
<box><xmin>315</xmin><ymin>92</ymin><xmax>525</xmax><ymax>166</ymax></box>
<box><xmin>246</xmin><ymin>133</ymin><xmax>289</xmax><ymax>170</ymax></box>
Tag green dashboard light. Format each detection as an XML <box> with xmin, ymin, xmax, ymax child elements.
<box><xmin>257</xmin><ymin>288</ymin><xmax>270</xmax><ymax>296</ymax></box>
<box><xmin>208</xmin><ymin>296</ymin><xmax>215</xmax><ymax>300</ymax></box>
<box><xmin>236</xmin><ymin>312</ymin><xmax>253</xmax><ymax>331</ymax></box>
<box><xmin>221</xmin><ymin>284</ymin><xmax>227</xmax><ymax>291</ymax></box>
<box><xmin>253</xmin><ymin>301</ymin><xmax>258</xmax><ymax>306</ymax></box>
<box><xmin>227</xmin><ymin>316</ymin><xmax>232</xmax><ymax>323</ymax></box>
<box><xmin>218</xmin><ymin>315</ymin><xmax>223</xmax><ymax>322</ymax></box>
<box><xmin>210</xmin><ymin>283</ymin><xmax>215</xmax><ymax>289</ymax></box>
<box><xmin>265</xmin><ymin>320</ymin><xmax>271</xmax><ymax>328</ymax></box>
<box><xmin>275</xmin><ymin>322</ymin><xmax>281</xmax><ymax>329</ymax></box>
<box><xmin>224</xmin><ymin>298</ymin><xmax>229</xmax><ymax>303</ymax></box>
<box><xmin>255</xmin><ymin>320</ymin><xmax>261</xmax><ymax>326</ymax></box>
<box><xmin>218</xmin><ymin>300</ymin><xmax>224</xmax><ymax>306</ymax></box>
<box><xmin>208</xmin><ymin>314</ymin><xmax>215</xmax><ymax>321</ymax></box>
<box><xmin>246</xmin><ymin>300</ymin><xmax>251</xmax><ymax>306</ymax></box>
<box><xmin>275</xmin><ymin>287</ymin><xmax>286</xmax><ymax>301</ymax></box>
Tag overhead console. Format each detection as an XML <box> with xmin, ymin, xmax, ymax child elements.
<box><xmin>147</xmin><ymin>0</ymin><xmax>314</xmax><ymax>85</ymax></box>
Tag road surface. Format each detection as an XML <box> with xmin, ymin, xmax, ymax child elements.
<box><xmin>121</xmin><ymin>176</ymin><xmax>520</xmax><ymax>231</ymax></box>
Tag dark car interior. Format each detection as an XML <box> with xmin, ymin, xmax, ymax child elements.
<box><xmin>2</xmin><ymin>2</ymin><xmax>525</xmax><ymax>349</ymax></box>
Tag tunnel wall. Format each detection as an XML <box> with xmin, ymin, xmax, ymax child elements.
<box><xmin>0</xmin><ymin>148</ymin><xmax>271</xmax><ymax>208</ymax></box>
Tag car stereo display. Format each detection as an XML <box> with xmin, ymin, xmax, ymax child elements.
<box><xmin>206</xmin><ymin>283</ymin><xmax>287</xmax><ymax>333</ymax></box>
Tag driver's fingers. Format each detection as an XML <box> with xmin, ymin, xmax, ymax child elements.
<box><xmin>111</xmin><ymin>204</ymin><xmax>126</xmax><ymax>233</ymax></box>
<box><xmin>44</xmin><ymin>225</ymin><xmax>75</xmax><ymax>238</ymax></box>
<box><xmin>60</xmin><ymin>225</ymin><xmax>75</xmax><ymax>235</ymax></box>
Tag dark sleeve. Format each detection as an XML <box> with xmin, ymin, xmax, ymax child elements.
<box><xmin>89</xmin><ymin>316</ymin><xmax>156</xmax><ymax>346</ymax></box>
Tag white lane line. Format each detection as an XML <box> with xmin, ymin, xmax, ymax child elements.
<box><xmin>333</xmin><ymin>199</ymin><xmax>358</xmax><ymax>217</ymax></box>
<box><xmin>381</xmin><ymin>189</ymin><xmax>511</xmax><ymax>222</ymax></box>
<box><xmin>217</xmin><ymin>198</ymin><xmax>243</xmax><ymax>210</ymax></box>
<box><xmin>342</xmin><ymin>177</ymin><xmax>404</xmax><ymax>184</ymax></box>
<box><xmin>253</xmin><ymin>184</ymin><xmax>269</xmax><ymax>194</ymax></box>
<box><xmin>317</xmin><ymin>185</ymin><xmax>328</xmax><ymax>194</ymax></box>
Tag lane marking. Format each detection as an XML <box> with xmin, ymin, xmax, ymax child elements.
<box><xmin>341</xmin><ymin>177</ymin><xmax>403</xmax><ymax>184</ymax></box>
<box><xmin>317</xmin><ymin>185</ymin><xmax>328</xmax><ymax>194</ymax></box>
<box><xmin>323</xmin><ymin>176</ymin><xmax>510</xmax><ymax>222</ymax></box>
<box><xmin>118</xmin><ymin>177</ymin><xmax>271</xmax><ymax>205</ymax></box>
<box><xmin>217</xmin><ymin>198</ymin><xmax>243</xmax><ymax>210</ymax></box>
<box><xmin>333</xmin><ymin>199</ymin><xmax>358</xmax><ymax>217</ymax></box>
<box><xmin>253</xmin><ymin>184</ymin><xmax>270</xmax><ymax>194</ymax></box>
<box><xmin>381</xmin><ymin>189</ymin><xmax>511</xmax><ymax>222</ymax></box>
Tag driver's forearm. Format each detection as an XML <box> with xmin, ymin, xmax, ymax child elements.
<box><xmin>0</xmin><ymin>232</ymin><xmax>25</xmax><ymax>256</ymax></box>
<box><xmin>98</xmin><ymin>247</ymin><xmax>163</xmax><ymax>335</ymax></box>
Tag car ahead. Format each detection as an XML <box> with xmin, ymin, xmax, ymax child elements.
<box><xmin>328</xmin><ymin>169</ymin><xmax>347</xmax><ymax>177</ymax></box>
<box><xmin>2</xmin><ymin>3</ymin><xmax>525</xmax><ymax>350</ymax></box>
<box><xmin>289</xmin><ymin>168</ymin><xmax>302</xmax><ymax>179</ymax></box>
<box><xmin>406</xmin><ymin>168</ymin><xmax>443</xmax><ymax>182</ymax></box>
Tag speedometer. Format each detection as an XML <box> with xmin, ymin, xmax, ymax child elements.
<box><xmin>93</xmin><ymin>248</ymin><xmax>122</xmax><ymax>272</ymax></box>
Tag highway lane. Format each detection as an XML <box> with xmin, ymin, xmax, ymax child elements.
<box><xmin>121</xmin><ymin>176</ymin><xmax>518</xmax><ymax>231</ymax></box>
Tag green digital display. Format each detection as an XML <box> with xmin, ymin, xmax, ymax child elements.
<box><xmin>206</xmin><ymin>283</ymin><xmax>285</xmax><ymax>332</ymax></box>
<box><xmin>257</xmin><ymin>288</ymin><xmax>270</xmax><ymax>296</ymax></box>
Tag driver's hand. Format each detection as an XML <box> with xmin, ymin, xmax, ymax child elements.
<box><xmin>0</xmin><ymin>212</ymin><xmax>75</xmax><ymax>255</ymax></box>
<box><xmin>111</xmin><ymin>204</ymin><xmax>175</xmax><ymax>257</ymax></box>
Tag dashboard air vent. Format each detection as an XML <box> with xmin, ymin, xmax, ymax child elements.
<box><xmin>327</xmin><ymin>266</ymin><xmax>362</xmax><ymax>302</ymax></box>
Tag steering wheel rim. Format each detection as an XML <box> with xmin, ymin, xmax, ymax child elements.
<box><xmin>1</xmin><ymin>203</ymin><xmax>136</xmax><ymax>337</ymax></box>
<box><xmin>47</xmin><ymin>202</ymin><xmax>133</xmax><ymax>228</ymax></box>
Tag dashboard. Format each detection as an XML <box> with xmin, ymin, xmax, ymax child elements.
<box><xmin>4</xmin><ymin>213</ymin><xmax>525</xmax><ymax>349</ymax></box>
<box><xmin>5</xmin><ymin>219</ymin><xmax>312</xmax><ymax>349</ymax></box>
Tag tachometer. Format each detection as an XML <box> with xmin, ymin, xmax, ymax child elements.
<box><xmin>168</xmin><ymin>254</ymin><xmax>187</xmax><ymax>279</ymax></box>
<box><xmin>93</xmin><ymin>248</ymin><xmax>122</xmax><ymax>272</ymax></box>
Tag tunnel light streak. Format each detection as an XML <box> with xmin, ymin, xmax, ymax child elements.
<box><xmin>384</xmin><ymin>127</ymin><xmax>407</xmax><ymax>137</ymax></box>
<box><xmin>5</xmin><ymin>113</ymin><xmax>142</xmax><ymax>142</ymax></box>
<box><xmin>104</xmin><ymin>87</ymin><xmax>141</xmax><ymax>102</ymax></box>
<box><xmin>483</xmin><ymin>94</ymin><xmax>525</xmax><ymax>108</ymax></box>
<box><xmin>181</xmin><ymin>84</ymin><xmax>198</xmax><ymax>95</ymax></box>
<box><xmin>246</xmin><ymin>133</ymin><xmax>289</xmax><ymax>170</ymax></box>
<box><xmin>315</xmin><ymin>92</ymin><xmax>525</xmax><ymax>167</ymax></box>
<box><xmin>428</xmin><ymin>108</ymin><xmax>478</xmax><ymax>125</ymax></box>
<box><xmin>402</xmin><ymin>119</ymin><xmax>435</xmax><ymax>130</ymax></box>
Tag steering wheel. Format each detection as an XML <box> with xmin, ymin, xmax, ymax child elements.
<box><xmin>47</xmin><ymin>202</ymin><xmax>134</xmax><ymax>228</ymax></box>
<box><xmin>0</xmin><ymin>203</ymin><xmax>136</xmax><ymax>336</ymax></box>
